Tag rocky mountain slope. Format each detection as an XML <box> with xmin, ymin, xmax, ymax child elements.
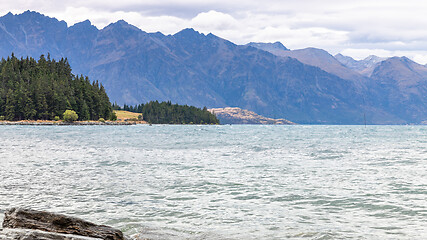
<box><xmin>247</xmin><ymin>44</ymin><xmax>367</xmax><ymax>84</ymax></box>
<box><xmin>369</xmin><ymin>57</ymin><xmax>427</xmax><ymax>123</ymax></box>
<box><xmin>1</xmin><ymin>11</ymin><xmax>427</xmax><ymax>124</ymax></box>
<box><xmin>246</xmin><ymin>42</ymin><xmax>289</xmax><ymax>56</ymax></box>
<box><xmin>335</xmin><ymin>54</ymin><xmax>387</xmax><ymax>76</ymax></box>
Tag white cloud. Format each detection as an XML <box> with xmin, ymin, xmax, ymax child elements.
<box><xmin>190</xmin><ymin>11</ymin><xmax>238</xmax><ymax>31</ymax></box>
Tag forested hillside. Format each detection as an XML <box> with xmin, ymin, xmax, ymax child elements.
<box><xmin>0</xmin><ymin>54</ymin><xmax>114</xmax><ymax>121</ymax></box>
<box><xmin>114</xmin><ymin>101</ymin><xmax>219</xmax><ymax>124</ymax></box>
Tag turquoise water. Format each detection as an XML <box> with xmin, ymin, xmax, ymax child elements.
<box><xmin>0</xmin><ymin>125</ymin><xmax>426</xmax><ymax>239</ymax></box>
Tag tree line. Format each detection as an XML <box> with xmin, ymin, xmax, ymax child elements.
<box><xmin>0</xmin><ymin>54</ymin><xmax>114</xmax><ymax>121</ymax></box>
<box><xmin>113</xmin><ymin>101</ymin><xmax>219</xmax><ymax>124</ymax></box>
<box><xmin>0</xmin><ymin>53</ymin><xmax>217</xmax><ymax>124</ymax></box>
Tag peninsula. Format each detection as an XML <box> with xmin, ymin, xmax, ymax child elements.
<box><xmin>209</xmin><ymin>107</ymin><xmax>295</xmax><ymax>125</ymax></box>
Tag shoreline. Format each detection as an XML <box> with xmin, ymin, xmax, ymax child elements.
<box><xmin>0</xmin><ymin>120</ymin><xmax>147</xmax><ymax>125</ymax></box>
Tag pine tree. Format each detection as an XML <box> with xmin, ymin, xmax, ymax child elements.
<box><xmin>0</xmin><ymin>54</ymin><xmax>114</xmax><ymax>121</ymax></box>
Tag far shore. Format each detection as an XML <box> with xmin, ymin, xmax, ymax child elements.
<box><xmin>0</xmin><ymin>120</ymin><xmax>147</xmax><ymax>125</ymax></box>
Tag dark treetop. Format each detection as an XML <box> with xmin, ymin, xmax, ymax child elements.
<box><xmin>0</xmin><ymin>54</ymin><xmax>114</xmax><ymax>121</ymax></box>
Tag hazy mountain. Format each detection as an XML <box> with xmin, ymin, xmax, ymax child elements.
<box><xmin>0</xmin><ymin>11</ymin><xmax>68</xmax><ymax>58</ymax></box>
<box><xmin>0</xmin><ymin>11</ymin><xmax>426</xmax><ymax>124</ymax></box>
<box><xmin>249</xmin><ymin>46</ymin><xmax>368</xmax><ymax>85</ymax></box>
<box><xmin>335</xmin><ymin>54</ymin><xmax>387</xmax><ymax>76</ymax></box>
<box><xmin>370</xmin><ymin>57</ymin><xmax>427</xmax><ymax>123</ymax></box>
<box><xmin>246</xmin><ymin>42</ymin><xmax>289</xmax><ymax>56</ymax></box>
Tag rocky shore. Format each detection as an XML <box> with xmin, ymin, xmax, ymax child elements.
<box><xmin>1</xmin><ymin>208</ymin><xmax>125</xmax><ymax>240</ymax></box>
<box><xmin>209</xmin><ymin>107</ymin><xmax>295</xmax><ymax>125</ymax></box>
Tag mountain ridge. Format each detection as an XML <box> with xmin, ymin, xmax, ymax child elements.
<box><xmin>335</xmin><ymin>54</ymin><xmax>387</xmax><ymax>76</ymax></box>
<box><xmin>248</xmin><ymin>45</ymin><xmax>368</xmax><ymax>86</ymax></box>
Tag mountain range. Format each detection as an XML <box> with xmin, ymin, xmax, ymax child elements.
<box><xmin>1</xmin><ymin>11</ymin><xmax>427</xmax><ymax>124</ymax></box>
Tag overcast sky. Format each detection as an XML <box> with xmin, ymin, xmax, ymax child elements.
<box><xmin>2</xmin><ymin>0</ymin><xmax>427</xmax><ymax>64</ymax></box>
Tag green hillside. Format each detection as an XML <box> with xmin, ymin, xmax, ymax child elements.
<box><xmin>0</xmin><ymin>54</ymin><xmax>114</xmax><ymax>121</ymax></box>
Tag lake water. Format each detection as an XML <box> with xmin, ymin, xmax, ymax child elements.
<box><xmin>0</xmin><ymin>125</ymin><xmax>426</xmax><ymax>239</ymax></box>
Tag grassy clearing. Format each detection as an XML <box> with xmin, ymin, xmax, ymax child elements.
<box><xmin>114</xmin><ymin>110</ymin><xmax>142</xmax><ymax>121</ymax></box>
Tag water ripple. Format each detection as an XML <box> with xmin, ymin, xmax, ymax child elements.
<box><xmin>1</xmin><ymin>125</ymin><xmax>426</xmax><ymax>239</ymax></box>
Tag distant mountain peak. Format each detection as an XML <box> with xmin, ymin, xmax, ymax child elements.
<box><xmin>247</xmin><ymin>42</ymin><xmax>289</xmax><ymax>51</ymax></box>
<box><xmin>108</xmin><ymin>19</ymin><xmax>130</xmax><ymax>27</ymax></box>
<box><xmin>68</xmin><ymin>19</ymin><xmax>98</xmax><ymax>34</ymax></box>
<box><xmin>21</xmin><ymin>10</ymin><xmax>38</xmax><ymax>15</ymax></box>
<box><xmin>296</xmin><ymin>47</ymin><xmax>331</xmax><ymax>55</ymax></box>
<box><xmin>116</xmin><ymin>19</ymin><xmax>128</xmax><ymax>25</ymax></box>
<box><xmin>103</xmin><ymin>19</ymin><xmax>141</xmax><ymax>32</ymax></box>
<box><xmin>1</xmin><ymin>10</ymin><xmax>67</xmax><ymax>28</ymax></box>
<box><xmin>174</xmin><ymin>28</ymin><xmax>204</xmax><ymax>38</ymax></box>
<box><xmin>334</xmin><ymin>53</ymin><xmax>356</xmax><ymax>63</ymax></box>
<box><xmin>181</xmin><ymin>27</ymin><xmax>197</xmax><ymax>32</ymax></box>
<box><xmin>272</xmin><ymin>41</ymin><xmax>287</xmax><ymax>50</ymax></box>
<box><xmin>335</xmin><ymin>53</ymin><xmax>387</xmax><ymax>76</ymax></box>
<box><xmin>17</xmin><ymin>10</ymin><xmax>53</xmax><ymax>20</ymax></box>
<box><xmin>151</xmin><ymin>31</ymin><xmax>165</xmax><ymax>38</ymax></box>
<box><xmin>363</xmin><ymin>55</ymin><xmax>385</xmax><ymax>63</ymax></box>
<box><xmin>384</xmin><ymin>56</ymin><xmax>419</xmax><ymax>69</ymax></box>
<box><xmin>80</xmin><ymin>19</ymin><xmax>92</xmax><ymax>25</ymax></box>
<box><xmin>71</xmin><ymin>19</ymin><xmax>95</xmax><ymax>28</ymax></box>
<box><xmin>365</xmin><ymin>55</ymin><xmax>378</xmax><ymax>59</ymax></box>
<box><xmin>206</xmin><ymin>33</ymin><xmax>217</xmax><ymax>38</ymax></box>
<box><xmin>400</xmin><ymin>56</ymin><xmax>412</xmax><ymax>62</ymax></box>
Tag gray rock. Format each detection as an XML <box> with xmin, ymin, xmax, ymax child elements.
<box><xmin>0</xmin><ymin>228</ymin><xmax>101</xmax><ymax>240</ymax></box>
<box><xmin>3</xmin><ymin>208</ymin><xmax>124</xmax><ymax>240</ymax></box>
